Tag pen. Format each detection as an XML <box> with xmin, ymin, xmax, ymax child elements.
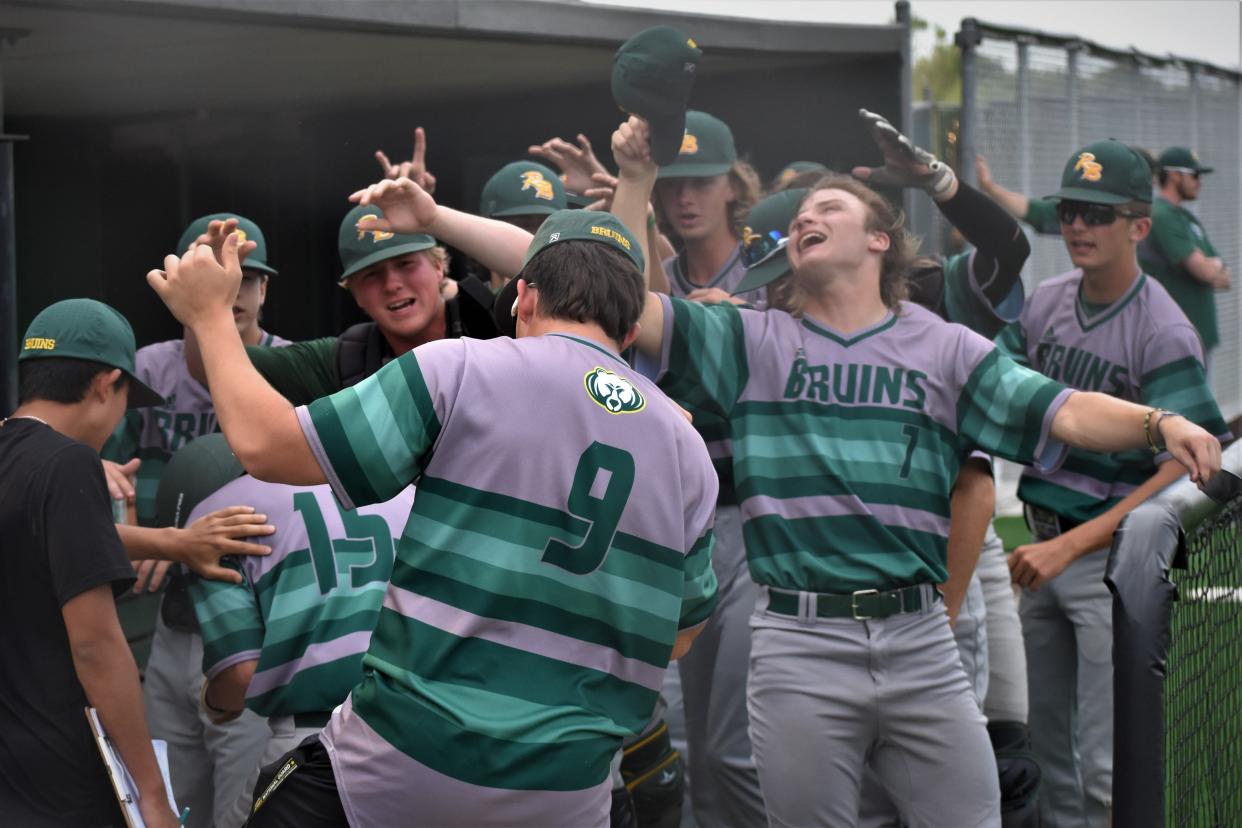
<box><xmin>179</xmin><ymin>806</ymin><xmax>191</xmax><ymax>826</ymax></box>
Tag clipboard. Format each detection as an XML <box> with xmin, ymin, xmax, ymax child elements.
<box><xmin>85</xmin><ymin>707</ymin><xmax>179</xmax><ymax>828</ymax></box>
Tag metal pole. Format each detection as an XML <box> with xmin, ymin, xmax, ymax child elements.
<box><xmin>1188</xmin><ymin>65</ymin><xmax>1201</xmax><ymax>153</ymax></box>
<box><xmin>0</xmin><ymin>137</ymin><xmax>15</xmax><ymax>416</ymax></box>
<box><xmin>1017</xmin><ymin>39</ymin><xmax>1032</xmax><ymax>198</ymax></box>
<box><xmin>1067</xmin><ymin>42</ymin><xmax>1082</xmax><ymax>150</ymax></box>
<box><xmin>956</xmin><ymin>18</ymin><xmax>982</xmax><ymax>187</ymax></box>
<box><xmin>895</xmin><ymin>0</ymin><xmax>914</xmax><ymax>220</ymax></box>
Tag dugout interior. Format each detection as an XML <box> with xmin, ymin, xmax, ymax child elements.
<box><xmin>1</xmin><ymin>0</ymin><xmax>906</xmax><ymax>347</ymax></box>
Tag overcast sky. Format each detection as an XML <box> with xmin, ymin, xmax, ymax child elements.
<box><xmin>585</xmin><ymin>0</ymin><xmax>1241</xmax><ymax>70</ymax></box>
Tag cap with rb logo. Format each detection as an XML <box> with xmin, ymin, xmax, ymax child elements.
<box><xmin>1047</xmin><ymin>139</ymin><xmax>1152</xmax><ymax>205</ymax></box>
<box><xmin>338</xmin><ymin>205</ymin><xmax>438</xmax><ymax>285</ymax></box>
<box><xmin>491</xmin><ymin>210</ymin><xmax>645</xmax><ymax>337</ymax></box>
<box><xmin>656</xmin><ymin>110</ymin><xmax>737</xmax><ymax>179</ymax></box>
<box><xmin>480</xmin><ymin>161</ymin><xmax>568</xmax><ymax>218</ymax></box>
<box><xmin>19</xmin><ymin>298</ymin><xmax>164</xmax><ymax>408</ymax></box>
<box><xmin>177</xmin><ymin>213</ymin><xmax>279</xmax><ymax>276</ymax></box>
<box><xmin>612</xmin><ymin>26</ymin><xmax>701</xmax><ymax>167</ymax></box>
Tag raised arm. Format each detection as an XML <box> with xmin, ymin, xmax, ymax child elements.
<box><xmin>1050</xmin><ymin>392</ymin><xmax>1221</xmax><ymax>484</ymax></box>
<box><xmin>974</xmin><ymin>155</ymin><xmax>1032</xmax><ymax>220</ymax></box>
<box><xmin>147</xmin><ymin>236</ymin><xmax>326</xmax><ymax>484</ymax></box>
<box><xmin>610</xmin><ymin>116</ymin><xmax>667</xmax><ymax>358</ymax></box>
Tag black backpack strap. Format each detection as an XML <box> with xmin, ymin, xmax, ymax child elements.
<box><xmin>333</xmin><ymin>321</ymin><xmax>388</xmax><ymax>389</ymax></box>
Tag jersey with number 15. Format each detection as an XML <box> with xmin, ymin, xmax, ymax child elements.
<box><xmin>296</xmin><ymin>332</ymin><xmax>719</xmax><ymax>826</ymax></box>
<box><xmin>189</xmin><ymin>479</ymin><xmax>415</xmax><ymax>718</ymax></box>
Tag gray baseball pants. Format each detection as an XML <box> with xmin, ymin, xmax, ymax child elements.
<box><xmin>1021</xmin><ymin>544</ymin><xmax>1112</xmax><ymax>827</ymax></box>
<box><xmin>144</xmin><ymin>615</ymin><xmax>269</xmax><ymax>828</ymax></box>
<box><xmin>748</xmin><ymin>589</ymin><xmax>1000</xmax><ymax>828</ymax></box>
<box><xmin>976</xmin><ymin>525</ymin><xmax>1028</xmax><ymax>723</ymax></box>
<box><xmin>219</xmin><ymin>716</ymin><xmax>324</xmax><ymax>828</ymax></box>
<box><xmin>676</xmin><ymin>504</ymin><xmax>766</xmax><ymax>827</ymax></box>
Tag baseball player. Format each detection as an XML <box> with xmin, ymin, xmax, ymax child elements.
<box><xmin>605</xmin><ymin>116</ymin><xmax>1221</xmax><ymax>827</ymax></box>
<box><xmin>1141</xmin><ymin>146</ymin><xmax>1232</xmax><ymax>364</ymax></box>
<box><xmin>145</xmin><ymin>434</ymin><xmax>415</xmax><ymax>827</ymax></box>
<box><xmin>473</xmin><ymin>160</ymin><xmax>569</xmax><ymax>291</ymax></box>
<box><xmin>997</xmin><ymin>139</ymin><xmax>1230</xmax><ymax>827</ymax></box>
<box><xmin>146</xmin><ymin>199</ymin><xmax>719</xmax><ymax>828</ymax></box>
<box><xmin>240</xmin><ymin>203</ymin><xmax>501</xmax><ymax>406</ymax></box>
<box><xmin>100</xmin><ymin>212</ymin><xmax>289</xmax><ymax>828</ymax></box>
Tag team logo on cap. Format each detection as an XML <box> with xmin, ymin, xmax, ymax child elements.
<box><xmin>584</xmin><ymin>368</ymin><xmax>646</xmax><ymax>415</ymax></box>
<box><xmin>680</xmin><ymin>133</ymin><xmax>699</xmax><ymax>155</ymax></box>
<box><xmin>742</xmin><ymin>226</ymin><xmax>762</xmax><ymax>247</ymax></box>
<box><xmin>23</xmin><ymin>337</ymin><xmax>55</xmax><ymax>351</ymax></box>
<box><xmin>356</xmin><ymin>213</ymin><xmax>395</xmax><ymax>243</ymax></box>
<box><xmin>520</xmin><ymin>171</ymin><xmax>555</xmax><ymax>201</ymax></box>
<box><xmin>1074</xmin><ymin>152</ymin><xmax>1103</xmax><ymax>182</ymax></box>
<box><xmin>235</xmin><ymin>229</ymin><xmax>248</xmax><ymax>243</ymax></box>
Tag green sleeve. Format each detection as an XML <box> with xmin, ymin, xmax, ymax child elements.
<box><xmin>993</xmin><ymin>321</ymin><xmax>1030</xmax><ymax>368</ymax></box>
<box><xmin>1022</xmin><ymin>199</ymin><xmax>1061</xmax><ymax>236</ymax></box>
<box><xmin>248</xmin><ymin>337</ymin><xmax>339</xmax><ymax>405</ymax></box>
<box><xmin>101</xmin><ymin>410</ymin><xmax>141</xmax><ymax>463</ymax></box>
<box><xmin>678</xmin><ymin>530</ymin><xmax>719</xmax><ymax>630</ymax></box>
<box><xmin>656</xmin><ymin>296</ymin><xmax>749</xmax><ymax>422</ymax></box>
<box><xmin>957</xmin><ymin>349</ymin><xmax>1069</xmax><ymax>468</ymax></box>
<box><xmin>1140</xmin><ymin>329</ymin><xmax>1229</xmax><ymax>440</ymax></box>
<box><xmin>303</xmin><ymin>348</ymin><xmax>450</xmax><ymax>509</ymax></box>
<box><xmin>1148</xmin><ymin>206</ymin><xmax>1198</xmax><ymax>265</ymax></box>
<box><xmin>189</xmin><ymin>563</ymin><xmax>264</xmax><ymax>679</ymax></box>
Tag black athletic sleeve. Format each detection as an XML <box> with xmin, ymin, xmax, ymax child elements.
<box><xmin>41</xmin><ymin>443</ymin><xmax>136</xmax><ymax>605</ymax></box>
<box><xmin>935</xmin><ymin>181</ymin><xmax>1030</xmax><ymax>306</ymax></box>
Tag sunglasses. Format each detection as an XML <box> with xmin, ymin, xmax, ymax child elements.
<box><xmin>741</xmin><ymin>228</ymin><xmax>790</xmax><ymax>269</ymax></box>
<box><xmin>1057</xmin><ymin>201</ymin><xmax>1144</xmax><ymax>227</ymax></box>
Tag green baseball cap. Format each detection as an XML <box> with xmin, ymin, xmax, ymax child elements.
<box><xmin>19</xmin><ymin>298</ymin><xmax>163</xmax><ymax>408</ymax></box>
<box><xmin>1158</xmin><ymin>146</ymin><xmax>1213</xmax><ymax>175</ymax></box>
<box><xmin>338</xmin><ymin>205</ymin><xmax>438</xmax><ymax>285</ymax></box>
<box><xmin>155</xmin><ymin>433</ymin><xmax>245</xmax><ymax>529</ymax></box>
<box><xmin>772</xmin><ymin>161</ymin><xmax>829</xmax><ymax>190</ymax></box>
<box><xmin>733</xmin><ymin>188</ymin><xmax>807</xmax><ymax>295</ymax></box>
<box><xmin>656</xmin><ymin>110</ymin><xmax>736</xmax><ymax>179</ymax></box>
<box><xmin>177</xmin><ymin>213</ymin><xmax>278</xmax><ymax>276</ymax></box>
<box><xmin>481</xmin><ymin>161</ymin><xmax>568</xmax><ymax>218</ymax></box>
<box><xmin>491</xmin><ymin>209</ymin><xmax>645</xmax><ymax>338</ymax></box>
<box><xmin>612</xmin><ymin>26</ymin><xmax>702</xmax><ymax>167</ymax></box>
<box><xmin>1047</xmin><ymin>139</ymin><xmax>1152</xmax><ymax>205</ymax></box>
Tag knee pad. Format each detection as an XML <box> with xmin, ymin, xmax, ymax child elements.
<box><xmin>988</xmin><ymin>721</ymin><xmax>1041</xmax><ymax>828</ymax></box>
<box><xmin>621</xmin><ymin>720</ymin><xmax>684</xmax><ymax>828</ymax></box>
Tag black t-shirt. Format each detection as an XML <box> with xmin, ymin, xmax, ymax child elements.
<box><xmin>0</xmin><ymin>418</ymin><xmax>137</xmax><ymax>827</ymax></box>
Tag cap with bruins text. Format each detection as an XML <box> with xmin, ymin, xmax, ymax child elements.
<box><xmin>19</xmin><ymin>298</ymin><xmax>164</xmax><ymax>408</ymax></box>
<box><xmin>338</xmin><ymin>205</ymin><xmax>438</xmax><ymax>285</ymax></box>
<box><xmin>492</xmin><ymin>210</ymin><xmax>645</xmax><ymax>338</ymax></box>
<box><xmin>177</xmin><ymin>213</ymin><xmax>279</xmax><ymax>276</ymax></box>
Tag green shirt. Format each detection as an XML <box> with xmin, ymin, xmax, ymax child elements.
<box><xmin>1140</xmin><ymin>197</ymin><xmax>1220</xmax><ymax>350</ymax></box>
<box><xmin>1022</xmin><ymin>199</ymin><xmax>1061</xmax><ymax>236</ymax></box>
<box><xmin>247</xmin><ymin>337</ymin><xmax>339</xmax><ymax>406</ymax></box>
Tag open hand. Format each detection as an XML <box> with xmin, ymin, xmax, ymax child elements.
<box><xmin>348</xmin><ymin>177</ymin><xmax>438</xmax><ymax>236</ymax></box>
<box><xmin>188</xmin><ymin>217</ymin><xmax>258</xmax><ymax>267</ymax></box>
<box><xmin>176</xmin><ymin>505</ymin><xmax>274</xmax><ymax>583</ymax></box>
<box><xmin>529</xmin><ymin>133</ymin><xmax>611</xmax><ymax>194</ymax></box>
<box><xmin>852</xmin><ymin>108</ymin><xmax>956</xmax><ymax>198</ymax></box>
<box><xmin>375</xmin><ymin>126</ymin><xmax>437</xmax><ymax>194</ymax></box>
<box><xmin>147</xmin><ymin>232</ymin><xmax>244</xmax><ymax>330</ymax></box>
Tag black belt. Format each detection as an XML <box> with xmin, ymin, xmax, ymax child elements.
<box><xmin>766</xmin><ymin>585</ymin><xmax>938</xmax><ymax>621</ymax></box>
<box><xmin>1024</xmin><ymin>505</ymin><xmax>1082</xmax><ymax>538</ymax></box>
<box><xmin>292</xmin><ymin>711</ymin><xmax>332</xmax><ymax>729</ymax></box>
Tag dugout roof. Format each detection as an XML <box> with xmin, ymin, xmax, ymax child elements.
<box><xmin>0</xmin><ymin>0</ymin><xmax>907</xmax><ymax>346</ymax></box>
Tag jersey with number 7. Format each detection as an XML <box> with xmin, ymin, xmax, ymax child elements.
<box><xmin>295</xmin><ymin>333</ymin><xmax>719</xmax><ymax>827</ymax></box>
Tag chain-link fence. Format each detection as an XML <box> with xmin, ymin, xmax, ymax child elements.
<box><xmin>957</xmin><ymin>20</ymin><xmax>1242</xmax><ymax>423</ymax></box>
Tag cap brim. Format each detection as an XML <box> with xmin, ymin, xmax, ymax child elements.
<box><xmin>564</xmin><ymin>192</ymin><xmax>596</xmax><ymax>209</ymax></box>
<box><xmin>126</xmin><ymin>375</ymin><xmax>165</xmax><ymax>409</ymax></box>
<box><xmin>492</xmin><ymin>277</ymin><xmax>521</xmax><ymax>339</ymax></box>
<box><xmin>243</xmin><ymin>260</ymin><xmax>278</xmax><ymax>276</ymax></box>
<box><xmin>734</xmin><ymin>253</ymin><xmax>792</xmax><ymax>295</ymax></box>
<box><xmin>649</xmin><ymin>111</ymin><xmax>688</xmax><ymax>168</ymax></box>
<box><xmin>657</xmin><ymin>160</ymin><xmax>733</xmax><ymax>179</ymax></box>
<box><xmin>340</xmin><ymin>240</ymin><xmax>437</xmax><ymax>282</ymax></box>
<box><xmin>1043</xmin><ymin>186</ymin><xmax>1131</xmax><ymax>205</ymax></box>
<box><xmin>1197</xmin><ymin>166</ymin><xmax>1214</xmax><ymax>174</ymax></box>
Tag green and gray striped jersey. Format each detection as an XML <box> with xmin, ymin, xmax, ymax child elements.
<box><xmin>655</xmin><ymin>295</ymin><xmax>1072</xmax><ymax>594</ymax></box>
<box><xmin>296</xmin><ymin>333</ymin><xmax>718</xmax><ymax>826</ymax></box>
<box><xmin>102</xmin><ymin>333</ymin><xmax>289</xmax><ymax>526</ymax></box>
<box><xmin>996</xmin><ymin>270</ymin><xmax>1229</xmax><ymax>523</ymax></box>
<box><xmin>188</xmin><ymin>478</ymin><xmax>415</xmax><ymax>717</ymax></box>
